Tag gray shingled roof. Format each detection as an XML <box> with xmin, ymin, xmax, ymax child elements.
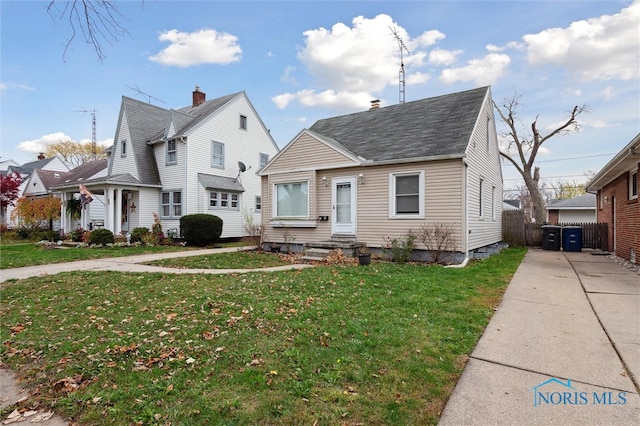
<box><xmin>198</xmin><ymin>173</ymin><xmax>245</xmax><ymax>192</ymax></box>
<box><xmin>547</xmin><ymin>193</ymin><xmax>596</xmax><ymax>209</ymax></box>
<box><xmin>9</xmin><ymin>157</ymin><xmax>56</xmax><ymax>176</ymax></box>
<box><xmin>309</xmin><ymin>86</ymin><xmax>489</xmax><ymax>162</ymax></box>
<box><xmin>116</xmin><ymin>97</ymin><xmax>169</xmax><ymax>186</ymax></box>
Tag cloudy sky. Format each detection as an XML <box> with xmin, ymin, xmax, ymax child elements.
<box><xmin>1</xmin><ymin>0</ymin><xmax>638</xmax><ymax>193</ymax></box>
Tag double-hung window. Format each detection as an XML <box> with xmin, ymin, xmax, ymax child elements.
<box><xmin>166</xmin><ymin>140</ymin><xmax>177</xmax><ymax>164</ymax></box>
<box><xmin>275</xmin><ymin>182</ymin><xmax>308</xmax><ymax>218</ymax></box>
<box><xmin>212</xmin><ymin>141</ymin><xmax>224</xmax><ymax>168</ymax></box>
<box><xmin>389</xmin><ymin>171</ymin><xmax>424</xmax><ymax>218</ymax></box>
<box><xmin>161</xmin><ymin>191</ymin><xmax>182</xmax><ymax>218</ymax></box>
<box><xmin>255</xmin><ymin>195</ymin><xmax>262</xmax><ymax>212</ymax></box>
<box><xmin>630</xmin><ymin>170</ymin><xmax>638</xmax><ymax>200</ymax></box>
<box><xmin>260</xmin><ymin>153</ymin><xmax>269</xmax><ymax>167</ymax></box>
<box><xmin>209</xmin><ymin>191</ymin><xmax>240</xmax><ymax>210</ymax></box>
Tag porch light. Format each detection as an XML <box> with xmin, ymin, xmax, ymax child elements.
<box><xmin>322</xmin><ymin>176</ymin><xmax>328</xmax><ymax>187</ymax></box>
<box><xmin>358</xmin><ymin>172</ymin><xmax>365</xmax><ymax>185</ymax></box>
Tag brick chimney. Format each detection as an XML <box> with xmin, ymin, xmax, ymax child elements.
<box><xmin>192</xmin><ymin>85</ymin><xmax>206</xmax><ymax>107</ymax></box>
<box><xmin>37</xmin><ymin>152</ymin><xmax>45</xmax><ymax>160</ymax></box>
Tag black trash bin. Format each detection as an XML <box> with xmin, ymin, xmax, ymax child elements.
<box><xmin>541</xmin><ymin>225</ymin><xmax>562</xmax><ymax>251</ymax></box>
<box><xmin>562</xmin><ymin>226</ymin><xmax>583</xmax><ymax>252</ymax></box>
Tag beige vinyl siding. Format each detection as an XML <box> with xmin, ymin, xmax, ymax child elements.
<box><xmin>262</xmin><ymin>160</ymin><xmax>465</xmax><ymax>251</ymax></box>
<box><xmin>263</xmin><ymin>133</ymin><xmax>357</xmax><ymax>173</ymax></box>
<box><xmin>465</xmin><ymin>91</ymin><xmax>503</xmax><ymax>250</ymax></box>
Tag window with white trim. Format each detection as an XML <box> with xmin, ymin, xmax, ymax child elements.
<box><xmin>166</xmin><ymin>140</ymin><xmax>177</xmax><ymax>164</ymax></box>
<box><xmin>389</xmin><ymin>171</ymin><xmax>424</xmax><ymax>218</ymax></box>
<box><xmin>240</xmin><ymin>115</ymin><xmax>247</xmax><ymax>130</ymax></box>
<box><xmin>161</xmin><ymin>191</ymin><xmax>182</xmax><ymax>218</ymax></box>
<box><xmin>255</xmin><ymin>195</ymin><xmax>262</xmax><ymax>212</ymax></box>
<box><xmin>274</xmin><ymin>181</ymin><xmax>308</xmax><ymax>218</ymax></box>
<box><xmin>630</xmin><ymin>170</ymin><xmax>638</xmax><ymax>200</ymax></box>
<box><xmin>211</xmin><ymin>141</ymin><xmax>224</xmax><ymax>168</ymax></box>
<box><xmin>260</xmin><ymin>153</ymin><xmax>269</xmax><ymax>167</ymax></box>
<box><xmin>209</xmin><ymin>191</ymin><xmax>240</xmax><ymax>210</ymax></box>
<box><xmin>121</xmin><ymin>140</ymin><xmax>127</xmax><ymax>157</ymax></box>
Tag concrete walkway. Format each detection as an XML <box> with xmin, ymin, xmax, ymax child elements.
<box><xmin>0</xmin><ymin>246</ymin><xmax>312</xmax><ymax>283</ymax></box>
<box><xmin>439</xmin><ymin>248</ymin><xmax>640</xmax><ymax>425</ymax></box>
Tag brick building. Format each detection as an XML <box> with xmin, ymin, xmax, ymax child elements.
<box><xmin>586</xmin><ymin>133</ymin><xmax>639</xmax><ymax>263</ymax></box>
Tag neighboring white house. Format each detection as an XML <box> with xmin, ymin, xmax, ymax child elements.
<box><xmin>4</xmin><ymin>155</ymin><xmax>69</xmax><ymax>228</ymax></box>
<box><xmin>259</xmin><ymin>86</ymin><xmax>503</xmax><ymax>263</ymax></box>
<box><xmin>546</xmin><ymin>193</ymin><xmax>597</xmax><ymax>224</ymax></box>
<box><xmin>53</xmin><ymin>87</ymin><xmax>280</xmax><ymax>238</ymax></box>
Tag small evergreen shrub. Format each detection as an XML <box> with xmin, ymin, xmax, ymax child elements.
<box><xmin>89</xmin><ymin>229</ymin><xmax>115</xmax><ymax>245</ymax></box>
<box><xmin>131</xmin><ymin>227</ymin><xmax>149</xmax><ymax>243</ymax></box>
<box><xmin>180</xmin><ymin>214</ymin><xmax>223</xmax><ymax>247</ymax></box>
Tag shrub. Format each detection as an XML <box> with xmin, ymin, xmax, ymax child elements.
<box><xmin>131</xmin><ymin>227</ymin><xmax>149</xmax><ymax>243</ymax></box>
<box><xmin>416</xmin><ymin>223</ymin><xmax>457</xmax><ymax>265</ymax></box>
<box><xmin>16</xmin><ymin>228</ymin><xmax>30</xmax><ymax>240</ymax></box>
<box><xmin>382</xmin><ymin>231</ymin><xmax>416</xmax><ymax>264</ymax></box>
<box><xmin>89</xmin><ymin>229</ymin><xmax>115</xmax><ymax>245</ymax></box>
<box><xmin>68</xmin><ymin>227</ymin><xmax>85</xmax><ymax>242</ymax></box>
<box><xmin>180</xmin><ymin>214</ymin><xmax>223</xmax><ymax>247</ymax></box>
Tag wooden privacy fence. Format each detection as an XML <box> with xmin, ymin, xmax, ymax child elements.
<box><xmin>502</xmin><ymin>210</ymin><xmax>608</xmax><ymax>250</ymax></box>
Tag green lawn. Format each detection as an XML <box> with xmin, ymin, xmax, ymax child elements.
<box><xmin>1</xmin><ymin>248</ymin><xmax>526</xmax><ymax>425</ymax></box>
<box><xmin>0</xmin><ymin>243</ymin><xmax>232</xmax><ymax>270</ymax></box>
<box><xmin>145</xmin><ymin>251</ymin><xmax>291</xmax><ymax>269</ymax></box>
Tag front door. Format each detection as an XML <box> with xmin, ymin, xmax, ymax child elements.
<box><xmin>331</xmin><ymin>177</ymin><xmax>356</xmax><ymax>236</ymax></box>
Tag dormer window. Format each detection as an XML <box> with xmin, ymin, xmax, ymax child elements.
<box><xmin>166</xmin><ymin>140</ymin><xmax>177</xmax><ymax>165</ymax></box>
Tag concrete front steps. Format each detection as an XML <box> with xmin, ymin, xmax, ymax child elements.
<box><xmin>300</xmin><ymin>240</ymin><xmax>364</xmax><ymax>263</ymax></box>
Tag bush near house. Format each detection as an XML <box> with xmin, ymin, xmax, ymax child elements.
<box><xmin>130</xmin><ymin>227</ymin><xmax>149</xmax><ymax>243</ymax></box>
<box><xmin>180</xmin><ymin>214</ymin><xmax>223</xmax><ymax>247</ymax></box>
<box><xmin>89</xmin><ymin>229</ymin><xmax>115</xmax><ymax>245</ymax></box>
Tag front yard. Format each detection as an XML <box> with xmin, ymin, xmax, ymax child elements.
<box><xmin>1</xmin><ymin>247</ymin><xmax>526</xmax><ymax>425</ymax></box>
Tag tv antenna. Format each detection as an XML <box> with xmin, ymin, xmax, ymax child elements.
<box><xmin>74</xmin><ymin>108</ymin><xmax>97</xmax><ymax>160</ymax></box>
<box><xmin>390</xmin><ymin>26</ymin><xmax>410</xmax><ymax>104</ymax></box>
<box><xmin>127</xmin><ymin>84</ymin><xmax>166</xmax><ymax>105</ymax></box>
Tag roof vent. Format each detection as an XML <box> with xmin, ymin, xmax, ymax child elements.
<box><xmin>370</xmin><ymin>99</ymin><xmax>380</xmax><ymax>110</ymax></box>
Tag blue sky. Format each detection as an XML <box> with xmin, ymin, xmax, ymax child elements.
<box><xmin>1</xmin><ymin>0</ymin><xmax>639</xmax><ymax>194</ymax></box>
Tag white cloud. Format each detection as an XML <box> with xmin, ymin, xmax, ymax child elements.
<box><xmin>16</xmin><ymin>133</ymin><xmax>112</xmax><ymax>154</ymax></box>
<box><xmin>272</xmin><ymin>93</ymin><xmax>296</xmax><ymax>109</ymax></box>
<box><xmin>428</xmin><ymin>48</ymin><xmax>463</xmax><ymax>66</ymax></box>
<box><xmin>275</xmin><ymin>89</ymin><xmax>373</xmax><ymax>110</ymax></box>
<box><xmin>275</xmin><ymin>14</ymin><xmax>439</xmax><ymax>109</ymax></box>
<box><xmin>600</xmin><ymin>86</ymin><xmax>616</xmax><ymax>101</ymax></box>
<box><xmin>17</xmin><ymin>132</ymin><xmax>71</xmax><ymax>153</ymax></box>
<box><xmin>439</xmin><ymin>53</ymin><xmax>511</xmax><ymax>86</ymax></box>
<box><xmin>522</xmin><ymin>0</ymin><xmax>640</xmax><ymax>81</ymax></box>
<box><xmin>0</xmin><ymin>83</ymin><xmax>6</xmax><ymax>91</ymax></box>
<box><xmin>149</xmin><ymin>28</ymin><xmax>242</xmax><ymax>67</ymax></box>
<box><xmin>280</xmin><ymin>65</ymin><xmax>298</xmax><ymax>85</ymax></box>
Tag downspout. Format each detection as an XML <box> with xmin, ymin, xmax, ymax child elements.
<box><xmin>446</xmin><ymin>159</ymin><xmax>470</xmax><ymax>268</ymax></box>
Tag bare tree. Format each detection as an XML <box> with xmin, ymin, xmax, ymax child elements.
<box><xmin>47</xmin><ymin>0</ymin><xmax>131</xmax><ymax>61</ymax></box>
<box><xmin>494</xmin><ymin>94</ymin><xmax>586</xmax><ymax>223</ymax></box>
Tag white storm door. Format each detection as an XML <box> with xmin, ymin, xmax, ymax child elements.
<box><xmin>332</xmin><ymin>177</ymin><xmax>356</xmax><ymax>235</ymax></box>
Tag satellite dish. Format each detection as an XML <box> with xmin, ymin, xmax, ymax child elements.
<box><xmin>234</xmin><ymin>161</ymin><xmax>250</xmax><ymax>182</ymax></box>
